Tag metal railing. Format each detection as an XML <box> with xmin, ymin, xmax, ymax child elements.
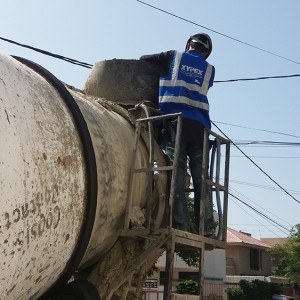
<box><xmin>124</xmin><ymin>105</ymin><xmax>183</xmax><ymax>230</ymax></box>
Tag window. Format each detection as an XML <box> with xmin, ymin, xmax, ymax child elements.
<box><xmin>178</xmin><ymin>271</ymin><xmax>199</xmax><ymax>282</ymax></box>
<box><xmin>250</xmin><ymin>248</ymin><xmax>261</xmax><ymax>271</ymax></box>
<box><xmin>160</xmin><ymin>271</ymin><xmax>199</xmax><ymax>285</ymax></box>
<box><xmin>159</xmin><ymin>271</ymin><xmax>165</xmax><ymax>285</ymax></box>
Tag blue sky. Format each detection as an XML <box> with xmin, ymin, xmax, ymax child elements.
<box><xmin>1</xmin><ymin>0</ymin><xmax>299</xmax><ymax>239</ymax></box>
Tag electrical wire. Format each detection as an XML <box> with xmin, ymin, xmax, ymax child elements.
<box><xmin>229</xmin><ymin>181</ymin><xmax>298</xmax><ymax>235</ymax></box>
<box><xmin>228</xmin><ymin>178</ymin><xmax>300</xmax><ymax>195</ymax></box>
<box><xmin>228</xmin><ymin>176</ymin><xmax>293</xmax><ymax>236</ymax></box>
<box><xmin>229</xmin><ymin>192</ymin><xmax>290</xmax><ymax>235</ymax></box>
<box><xmin>0</xmin><ymin>36</ymin><xmax>93</xmax><ymax>69</ymax></box>
<box><xmin>136</xmin><ymin>0</ymin><xmax>300</xmax><ymax>65</ymax></box>
<box><xmin>1</xmin><ymin>35</ymin><xmax>300</xmax><ymax>84</ymax></box>
<box><xmin>229</xmin><ymin>197</ymin><xmax>284</xmax><ymax>237</ymax></box>
<box><xmin>232</xmin><ymin>140</ymin><xmax>300</xmax><ymax>147</ymax></box>
<box><xmin>214</xmin><ymin>74</ymin><xmax>300</xmax><ymax>83</ymax></box>
<box><xmin>231</xmin><ymin>155</ymin><xmax>300</xmax><ymax>159</ymax></box>
<box><xmin>212</xmin><ymin>121</ymin><xmax>300</xmax><ymax>139</ymax></box>
<box><xmin>236</xmin><ymin>145</ymin><xmax>300</xmax><ymax>148</ymax></box>
<box><xmin>225</xmin><ymin>179</ymin><xmax>298</xmax><ymax>234</ymax></box>
<box><xmin>212</xmin><ymin>121</ymin><xmax>300</xmax><ymax>205</ymax></box>
<box><xmin>230</xmin><ymin>186</ymin><xmax>293</xmax><ymax>228</ymax></box>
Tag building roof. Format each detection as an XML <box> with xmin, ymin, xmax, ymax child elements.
<box><xmin>260</xmin><ymin>237</ymin><xmax>289</xmax><ymax>247</ymax></box>
<box><xmin>227</xmin><ymin>228</ymin><xmax>271</xmax><ymax>249</ymax></box>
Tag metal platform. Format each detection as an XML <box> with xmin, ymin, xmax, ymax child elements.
<box><xmin>119</xmin><ymin>227</ymin><xmax>227</xmax><ymax>250</ymax></box>
<box><xmin>121</xmin><ymin>105</ymin><xmax>230</xmax><ymax>299</ymax></box>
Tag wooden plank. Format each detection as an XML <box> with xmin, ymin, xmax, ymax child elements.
<box><xmin>134</xmin><ymin>166</ymin><xmax>173</xmax><ymax>173</ymax></box>
<box><xmin>118</xmin><ymin>228</ymin><xmax>150</xmax><ymax>237</ymax></box>
<box><xmin>163</xmin><ymin>239</ymin><xmax>175</xmax><ymax>300</ymax></box>
<box><xmin>119</xmin><ymin>228</ymin><xmax>226</xmax><ymax>249</ymax></box>
<box><xmin>174</xmin><ymin>236</ymin><xmax>204</xmax><ymax>249</ymax></box>
<box><xmin>169</xmin><ymin>229</ymin><xmax>227</xmax><ymax>249</ymax></box>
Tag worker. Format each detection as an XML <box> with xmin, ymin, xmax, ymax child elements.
<box><xmin>140</xmin><ymin>33</ymin><xmax>215</xmax><ymax>234</ymax></box>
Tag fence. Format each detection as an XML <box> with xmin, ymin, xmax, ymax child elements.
<box><xmin>143</xmin><ymin>282</ymin><xmax>227</xmax><ymax>300</ymax></box>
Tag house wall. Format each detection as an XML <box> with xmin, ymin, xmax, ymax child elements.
<box><xmin>226</xmin><ymin>245</ymin><xmax>272</xmax><ymax>276</ymax></box>
<box><xmin>260</xmin><ymin>249</ymin><xmax>272</xmax><ymax>276</ymax></box>
<box><xmin>156</xmin><ymin>249</ymin><xmax>226</xmax><ymax>280</ymax></box>
<box><xmin>226</xmin><ymin>246</ymin><xmax>240</xmax><ymax>275</ymax></box>
<box><xmin>204</xmin><ymin>249</ymin><xmax>226</xmax><ymax>280</ymax></box>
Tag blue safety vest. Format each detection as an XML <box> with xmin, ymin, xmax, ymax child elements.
<box><xmin>159</xmin><ymin>50</ymin><xmax>215</xmax><ymax>129</ymax></box>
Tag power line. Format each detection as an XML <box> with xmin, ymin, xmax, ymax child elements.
<box><xmin>229</xmin><ymin>179</ymin><xmax>300</xmax><ymax>195</ymax></box>
<box><xmin>1</xmin><ymin>35</ymin><xmax>300</xmax><ymax>84</ymax></box>
<box><xmin>0</xmin><ymin>36</ymin><xmax>93</xmax><ymax>69</ymax></box>
<box><xmin>229</xmin><ymin>196</ymin><xmax>286</xmax><ymax>237</ymax></box>
<box><xmin>230</xmin><ymin>198</ymin><xmax>282</xmax><ymax>238</ymax></box>
<box><xmin>228</xmin><ymin>182</ymin><xmax>298</xmax><ymax>235</ymax></box>
<box><xmin>231</xmin><ymin>155</ymin><xmax>300</xmax><ymax>159</ymax></box>
<box><xmin>229</xmin><ymin>224</ymin><xmax>287</xmax><ymax>227</ymax></box>
<box><xmin>136</xmin><ymin>0</ymin><xmax>300</xmax><ymax>65</ymax></box>
<box><xmin>212</xmin><ymin>121</ymin><xmax>300</xmax><ymax>205</ymax></box>
<box><xmin>232</xmin><ymin>140</ymin><xmax>300</xmax><ymax>147</ymax></box>
<box><xmin>214</xmin><ymin>74</ymin><xmax>300</xmax><ymax>83</ymax></box>
<box><xmin>234</xmin><ymin>145</ymin><xmax>300</xmax><ymax>148</ymax></box>
<box><xmin>230</xmin><ymin>186</ymin><xmax>294</xmax><ymax>228</ymax></box>
<box><xmin>229</xmin><ymin>192</ymin><xmax>290</xmax><ymax>234</ymax></box>
<box><xmin>213</xmin><ymin>121</ymin><xmax>300</xmax><ymax>139</ymax></box>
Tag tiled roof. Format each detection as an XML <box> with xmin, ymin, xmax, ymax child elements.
<box><xmin>227</xmin><ymin>228</ymin><xmax>271</xmax><ymax>248</ymax></box>
<box><xmin>260</xmin><ymin>237</ymin><xmax>289</xmax><ymax>247</ymax></box>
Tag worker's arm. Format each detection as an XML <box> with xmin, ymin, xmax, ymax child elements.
<box><xmin>140</xmin><ymin>50</ymin><xmax>174</xmax><ymax>76</ymax></box>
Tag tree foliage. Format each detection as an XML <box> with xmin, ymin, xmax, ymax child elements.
<box><xmin>269</xmin><ymin>223</ymin><xmax>300</xmax><ymax>284</ymax></box>
<box><xmin>176</xmin><ymin>279</ymin><xmax>199</xmax><ymax>295</ymax></box>
<box><xmin>227</xmin><ymin>279</ymin><xmax>282</xmax><ymax>300</ymax></box>
<box><xmin>175</xmin><ymin>194</ymin><xmax>217</xmax><ymax>267</ymax></box>
<box><xmin>176</xmin><ymin>196</ymin><xmax>199</xmax><ymax>267</ymax></box>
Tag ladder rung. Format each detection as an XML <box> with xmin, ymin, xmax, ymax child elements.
<box><xmin>133</xmin><ymin>166</ymin><xmax>173</xmax><ymax>173</ymax></box>
<box><xmin>205</xmin><ymin>179</ymin><xmax>228</xmax><ymax>191</ymax></box>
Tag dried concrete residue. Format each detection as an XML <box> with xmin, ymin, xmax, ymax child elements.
<box><xmin>86</xmin><ymin>238</ymin><xmax>151</xmax><ymax>300</ymax></box>
<box><xmin>129</xmin><ymin>207</ymin><xmax>146</xmax><ymax>229</ymax></box>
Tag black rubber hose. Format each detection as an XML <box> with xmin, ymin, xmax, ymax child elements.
<box><xmin>209</xmin><ymin>138</ymin><xmax>223</xmax><ymax>240</ymax></box>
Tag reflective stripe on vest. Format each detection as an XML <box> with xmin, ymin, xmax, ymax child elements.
<box><xmin>159</xmin><ymin>95</ymin><xmax>209</xmax><ymax>110</ymax></box>
<box><xmin>159</xmin><ymin>51</ymin><xmax>213</xmax><ymax>110</ymax></box>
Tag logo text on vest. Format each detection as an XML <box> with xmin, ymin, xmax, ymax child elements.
<box><xmin>181</xmin><ymin>65</ymin><xmax>203</xmax><ymax>78</ymax></box>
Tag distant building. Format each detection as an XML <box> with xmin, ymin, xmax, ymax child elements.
<box><xmin>226</xmin><ymin>228</ymin><xmax>272</xmax><ymax>276</ymax></box>
<box><xmin>260</xmin><ymin>237</ymin><xmax>289</xmax><ymax>274</ymax></box>
<box><xmin>143</xmin><ymin>228</ymin><xmax>277</xmax><ymax>299</ymax></box>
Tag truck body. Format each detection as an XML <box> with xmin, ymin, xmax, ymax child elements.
<box><xmin>0</xmin><ymin>52</ymin><xmax>165</xmax><ymax>299</ymax></box>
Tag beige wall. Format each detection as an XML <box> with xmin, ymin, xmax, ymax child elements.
<box><xmin>226</xmin><ymin>245</ymin><xmax>272</xmax><ymax>276</ymax></box>
<box><xmin>156</xmin><ymin>250</ymin><xmax>226</xmax><ymax>280</ymax></box>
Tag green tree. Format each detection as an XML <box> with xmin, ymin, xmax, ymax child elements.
<box><xmin>270</xmin><ymin>223</ymin><xmax>300</xmax><ymax>284</ymax></box>
<box><xmin>227</xmin><ymin>280</ymin><xmax>282</xmax><ymax>300</ymax></box>
<box><xmin>227</xmin><ymin>286</ymin><xmax>245</xmax><ymax>300</ymax></box>
<box><xmin>176</xmin><ymin>196</ymin><xmax>199</xmax><ymax>267</ymax></box>
<box><xmin>175</xmin><ymin>194</ymin><xmax>217</xmax><ymax>267</ymax></box>
<box><xmin>176</xmin><ymin>279</ymin><xmax>199</xmax><ymax>295</ymax></box>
